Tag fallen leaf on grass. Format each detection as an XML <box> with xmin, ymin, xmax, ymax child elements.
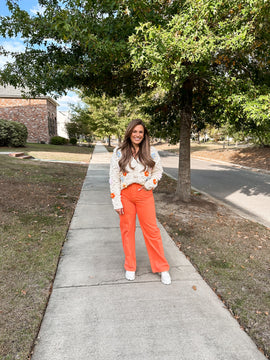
<box><xmin>21</xmin><ymin>290</ymin><xmax>27</xmax><ymax>296</ymax></box>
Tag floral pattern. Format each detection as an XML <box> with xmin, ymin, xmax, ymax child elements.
<box><xmin>109</xmin><ymin>146</ymin><xmax>163</xmax><ymax>209</ymax></box>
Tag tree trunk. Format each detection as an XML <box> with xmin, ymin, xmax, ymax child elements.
<box><xmin>108</xmin><ymin>135</ymin><xmax>111</xmax><ymax>147</ymax></box>
<box><xmin>175</xmin><ymin>79</ymin><xmax>193</xmax><ymax>202</ymax></box>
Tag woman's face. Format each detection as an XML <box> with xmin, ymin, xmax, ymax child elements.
<box><xmin>130</xmin><ymin>124</ymin><xmax>144</xmax><ymax>147</ymax></box>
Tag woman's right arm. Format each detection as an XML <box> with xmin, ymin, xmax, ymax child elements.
<box><xmin>109</xmin><ymin>148</ymin><xmax>123</xmax><ymax>210</ymax></box>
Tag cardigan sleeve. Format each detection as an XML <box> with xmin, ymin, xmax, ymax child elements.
<box><xmin>109</xmin><ymin>148</ymin><xmax>123</xmax><ymax>209</ymax></box>
<box><xmin>144</xmin><ymin>147</ymin><xmax>163</xmax><ymax>191</ymax></box>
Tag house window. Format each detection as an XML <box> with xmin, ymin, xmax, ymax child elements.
<box><xmin>48</xmin><ymin>112</ymin><xmax>57</xmax><ymax>136</ymax></box>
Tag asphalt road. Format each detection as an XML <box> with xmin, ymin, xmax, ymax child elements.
<box><xmin>159</xmin><ymin>151</ymin><xmax>270</xmax><ymax>229</ymax></box>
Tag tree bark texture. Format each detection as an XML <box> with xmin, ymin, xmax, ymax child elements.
<box><xmin>175</xmin><ymin>79</ymin><xmax>193</xmax><ymax>202</ymax></box>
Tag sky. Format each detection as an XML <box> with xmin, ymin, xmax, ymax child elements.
<box><xmin>0</xmin><ymin>0</ymin><xmax>81</xmax><ymax>111</ymax></box>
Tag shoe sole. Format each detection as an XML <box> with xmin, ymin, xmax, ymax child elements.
<box><xmin>161</xmin><ymin>280</ymin><xmax>171</xmax><ymax>285</ymax></box>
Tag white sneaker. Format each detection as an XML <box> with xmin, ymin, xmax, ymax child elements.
<box><xmin>160</xmin><ymin>271</ymin><xmax>171</xmax><ymax>285</ymax></box>
<box><xmin>125</xmin><ymin>271</ymin><xmax>135</xmax><ymax>281</ymax></box>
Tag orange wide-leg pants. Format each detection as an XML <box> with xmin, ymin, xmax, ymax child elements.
<box><xmin>119</xmin><ymin>183</ymin><xmax>170</xmax><ymax>273</ymax></box>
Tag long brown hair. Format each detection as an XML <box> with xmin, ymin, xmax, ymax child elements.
<box><xmin>118</xmin><ymin>119</ymin><xmax>155</xmax><ymax>172</ymax></box>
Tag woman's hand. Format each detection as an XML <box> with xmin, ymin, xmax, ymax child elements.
<box><xmin>115</xmin><ymin>208</ymin><xmax>124</xmax><ymax>215</ymax></box>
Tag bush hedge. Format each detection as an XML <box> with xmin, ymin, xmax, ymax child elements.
<box><xmin>0</xmin><ymin>119</ymin><xmax>28</xmax><ymax>147</ymax></box>
<box><xmin>49</xmin><ymin>135</ymin><xmax>69</xmax><ymax>145</ymax></box>
<box><xmin>69</xmin><ymin>137</ymin><xmax>77</xmax><ymax>145</ymax></box>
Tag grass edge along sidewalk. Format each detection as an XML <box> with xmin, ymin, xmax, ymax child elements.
<box><xmin>0</xmin><ymin>147</ymin><xmax>92</xmax><ymax>360</ymax></box>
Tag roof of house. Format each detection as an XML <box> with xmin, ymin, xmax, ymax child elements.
<box><xmin>0</xmin><ymin>84</ymin><xmax>58</xmax><ymax>106</ymax></box>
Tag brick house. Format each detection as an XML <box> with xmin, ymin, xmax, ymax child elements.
<box><xmin>0</xmin><ymin>85</ymin><xmax>58</xmax><ymax>143</ymax></box>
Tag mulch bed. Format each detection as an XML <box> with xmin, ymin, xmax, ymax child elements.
<box><xmin>192</xmin><ymin>147</ymin><xmax>270</xmax><ymax>171</ymax></box>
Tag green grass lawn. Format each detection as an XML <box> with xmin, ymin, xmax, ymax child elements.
<box><xmin>0</xmin><ymin>142</ymin><xmax>94</xmax><ymax>153</ymax></box>
<box><xmin>0</xmin><ymin>146</ymin><xmax>93</xmax><ymax>360</ymax></box>
<box><xmin>0</xmin><ymin>143</ymin><xmax>94</xmax><ymax>163</ymax></box>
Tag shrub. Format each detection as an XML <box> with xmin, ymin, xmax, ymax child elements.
<box><xmin>69</xmin><ymin>137</ymin><xmax>77</xmax><ymax>145</ymax></box>
<box><xmin>66</xmin><ymin>122</ymin><xmax>79</xmax><ymax>139</ymax></box>
<box><xmin>49</xmin><ymin>136</ymin><xmax>68</xmax><ymax>145</ymax></box>
<box><xmin>0</xmin><ymin>119</ymin><xmax>28</xmax><ymax>147</ymax></box>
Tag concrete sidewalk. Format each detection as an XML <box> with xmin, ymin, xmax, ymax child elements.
<box><xmin>31</xmin><ymin>144</ymin><xmax>266</xmax><ymax>360</ymax></box>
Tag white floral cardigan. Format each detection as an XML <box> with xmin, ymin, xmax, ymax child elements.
<box><xmin>109</xmin><ymin>146</ymin><xmax>163</xmax><ymax>209</ymax></box>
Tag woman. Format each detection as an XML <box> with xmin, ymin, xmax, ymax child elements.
<box><xmin>109</xmin><ymin>119</ymin><xmax>171</xmax><ymax>285</ymax></box>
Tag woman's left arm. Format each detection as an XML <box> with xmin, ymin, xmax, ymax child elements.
<box><xmin>144</xmin><ymin>148</ymin><xmax>163</xmax><ymax>190</ymax></box>
<box><xmin>109</xmin><ymin>148</ymin><xmax>123</xmax><ymax>210</ymax></box>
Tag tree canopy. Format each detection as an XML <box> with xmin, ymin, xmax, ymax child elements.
<box><xmin>129</xmin><ymin>0</ymin><xmax>270</xmax><ymax>200</ymax></box>
<box><xmin>0</xmin><ymin>0</ymin><xmax>269</xmax><ymax>201</ymax></box>
<box><xmin>0</xmin><ymin>0</ymin><xmax>178</xmax><ymax>97</ymax></box>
